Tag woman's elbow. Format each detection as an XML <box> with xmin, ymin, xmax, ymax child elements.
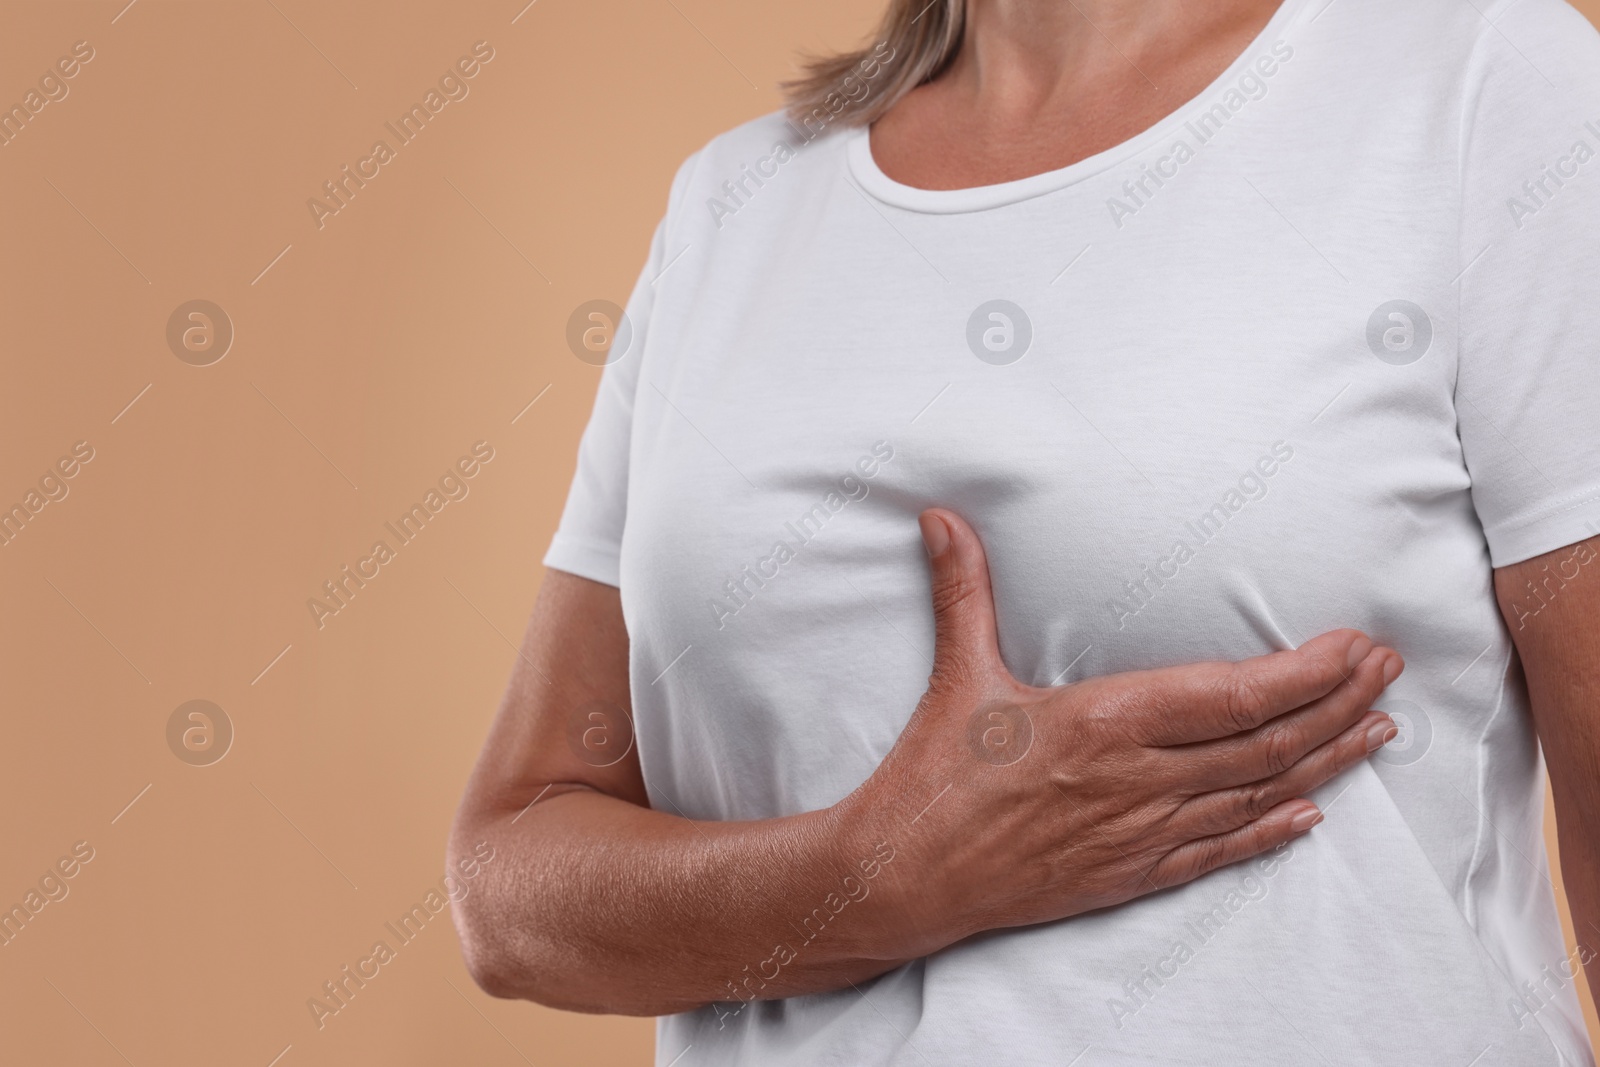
<box><xmin>453</xmin><ymin>897</ymin><xmax>535</xmax><ymax>1000</ymax></box>
<box><xmin>454</xmin><ymin>905</ymin><xmax>696</xmax><ymax>1015</ymax></box>
<box><xmin>451</xmin><ymin>890</ymin><xmax>622</xmax><ymax>1011</ymax></box>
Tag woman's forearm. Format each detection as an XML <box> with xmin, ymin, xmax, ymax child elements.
<box><xmin>450</xmin><ymin>787</ymin><xmax>921</xmax><ymax>1016</ymax></box>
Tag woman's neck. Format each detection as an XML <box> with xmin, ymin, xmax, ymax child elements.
<box><xmin>868</xmin><ymin>0</ymin><xmax>1284</xmax><ymax>189</ymax></box>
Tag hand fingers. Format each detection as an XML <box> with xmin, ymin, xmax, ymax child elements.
<box><xmin>1165</xmin><ymin>709</ymin><xmax>1397</xmax><ymax>839</ymax></box>
<box><xmin>1161</xmin><ymin>647</ymin><xmax>1402</xmax><ymax>791</ymax></box>
<box><xmin>1146</xmin><ymin>797</ymin><xmax>1325</xmax><ymax>890</ymax></box>
<box><xmin>1128</xmin><ymin>628</ymin><xmax>1382</xmax><ymax>745</ymax></box>
<box><xmin>919</xmin><ymin>508</ymin><xmax>1009</xmax><ymax>694</ymax></box>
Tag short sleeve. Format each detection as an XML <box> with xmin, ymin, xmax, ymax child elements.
<box><xmin>542</xmin><ymin>148</ymin><xmax>702</xmax><ymax>586</ymax></box>
<box><xmin>1456</xmin><ymin>0</ymin><xmax>1600</xmax><ymax>567</ymax></box>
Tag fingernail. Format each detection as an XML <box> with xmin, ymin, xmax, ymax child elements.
<box><xmin>1382</xmin><ymin>653</ymin><xmax>1403</xmax><ymax>684</ymax></box>
<box><xmin>1289</xmin><ymin>807</ymin><xmax>1323</xmax><ymax>833</ymax></box>
<box><xmin>1345</xmin><ymin>636</ymin><xmax>1373</xmax><ymax>669</ymax></box>
<box><xmin>1367</xmin><ymin>720</ymin><xmax>1399</xmax><ymax>752</ymax></box>
<box><xmin>919</xmin><ymin>513</ymin><xmax>950</xmax><ymax>559</ymax></box>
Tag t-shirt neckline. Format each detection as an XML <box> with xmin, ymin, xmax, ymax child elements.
<box><xmin>845</xmin><ymin>0</ymin><xmax>1309</xmax><ymax>214</ymax></box>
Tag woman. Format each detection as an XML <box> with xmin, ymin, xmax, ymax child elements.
<box><xmin>450</xmin><ymin>0</ymin><xmax>1600</xmax><ymax>1063</ymax></box>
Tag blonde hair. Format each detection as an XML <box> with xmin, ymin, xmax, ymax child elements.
<box><xmin>780</xmin><ymin>0</ymin><xmax>965</xmax><ymax>133</ymax></box>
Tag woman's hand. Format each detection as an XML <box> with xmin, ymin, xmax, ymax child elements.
<box><xmin>841</xmin><ymin>508</ymin><xmax>1402</xmax><ymax>955</ymax></box>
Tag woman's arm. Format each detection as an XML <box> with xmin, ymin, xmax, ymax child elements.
<box><xmin>446</xmin><ymin>565</ymin><xmax>917</xmax><ymax>1016</ymax></box>
<box><xmin>1495</xmin><ymin>535</ymin><xmax>1600</xmax><ymax>1007</ymax></box>
<box><xmin>449</xmin><ymin>510</ymin><xmax>1401</xmax><ymax>1016</ymax></box>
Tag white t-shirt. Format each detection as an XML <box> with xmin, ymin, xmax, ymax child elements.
<box><xmin>544</xmin><ymin>0</ymin><xmax>1600</xmax><ymax>1062</ymax></box>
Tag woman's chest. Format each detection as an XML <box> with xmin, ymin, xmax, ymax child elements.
<box><xmin>619</xmin><ymin>263</ymin><xmax>1478</xmax><ymax>688</ymax></box>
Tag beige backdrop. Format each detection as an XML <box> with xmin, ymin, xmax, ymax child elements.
<box><xmin>1</xmin><ymin>1</ymin><xmax>1595</xmax><ymax>1064</ymax></box>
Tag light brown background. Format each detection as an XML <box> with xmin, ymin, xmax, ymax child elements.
<box><xmin>1</xmin><ymin>1</ymin><xmax>1595</xmax><ymax>1064</ymax></box>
